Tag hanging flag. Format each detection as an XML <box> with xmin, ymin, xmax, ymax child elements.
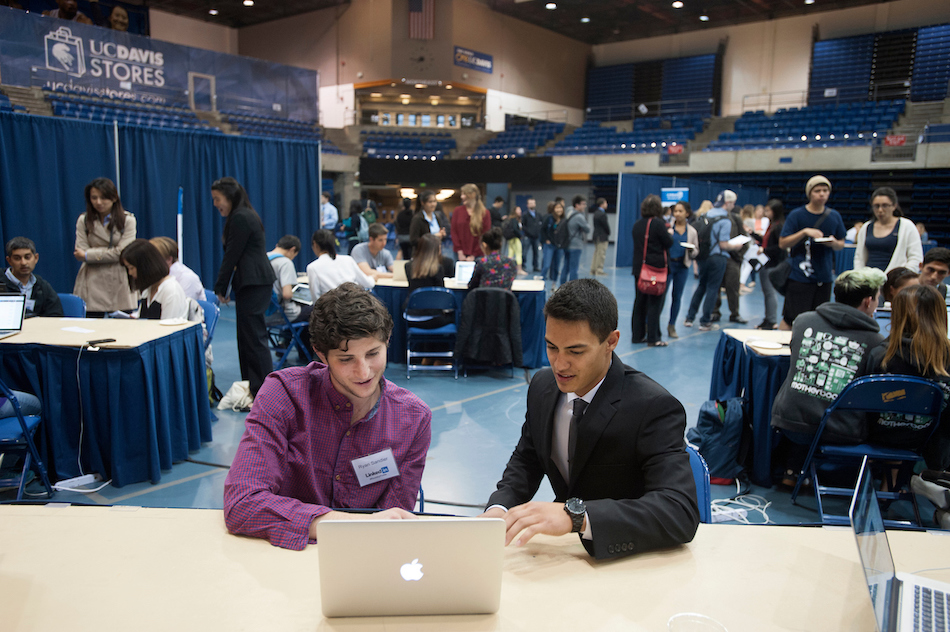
<box><xmin>409</xmin><ymin>0</ymin><xmax>434</xmax><ymax>40</ymax></box>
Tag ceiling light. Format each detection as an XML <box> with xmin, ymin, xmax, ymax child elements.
<box><xmin>458</xmin><ymin>96</ymin><xmax>469</xmax><ymax>101</ymax></box>
<box><xmin>672</xmin><ymin>1</ymin><xmax>684</xmax><ymax>7</ymax></box>
<box><xmin>545</xmin><ymin>3</ymin><xmax>556</xmax><ymax>9</ymax></box>
<box><xmin>370</xmin><ymin>92</ymin><xmax>382</xmax><ymax>97</ymax></box>
<box><xmin>804</xmin><ymin>0</ymin><xmax>815</xmax><ymax>4</ymax></box>
<box><xmin>400</xmin><ymin>94</ymin><xmax>411</xmax><ymax>98</ymax></box>
<box><xmin>243</xmin><ymin>0</ymin><xmax>253</xmax><ymax>6</ymax></box>
<box><xmin>400</xmin><ymin>188</ymin><xmax>417</xmax><ymax>199</ymax></box>
<box><xmin>401</xmin><ymin>99</ymin><xmax>410</xmax><ymax>105</ymax></box>
<box><xmin>414</xmin><ymin>83</ymin><xmax>426</xmax><ymax>89</ymax></box>
<box><xmin>699</xmin><ymin>14</ymin><xmax>709</xmax><ymax>21</ymax></box>
<box><xmin>580</xmin><ymin>17</ymin><xmax>590</xmax><ymax>23</ymax></box>
<box><xmin>431</xmin><ymin>99</ymin><xmax>439</xmax><ymax>105</ymax></box>
<box><xmin>209</xmin><ymin>8</ymin><xmax>218</xmax><ymax>15</ymax></box>
<box><xmin>445</xmin><ymin>85</ymin><xmax>453</xmax><ymax>89</ymax></box>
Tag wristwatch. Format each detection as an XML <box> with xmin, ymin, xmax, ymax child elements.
<box><xmin>564</xmin><ymin>497</ymin><xmax>586</xmax><ymax>533</ymax></box>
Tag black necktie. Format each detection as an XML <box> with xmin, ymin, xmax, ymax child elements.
<box><xmin>568</xmin><ymin>398</ymin><xmax>588</xmax><ymax>475</ymax></box>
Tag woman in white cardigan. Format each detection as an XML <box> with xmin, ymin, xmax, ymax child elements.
<box><xmin>853</xmin><ymin>187</ymin><xmax>923</xmax><ymax>273</ymax></box>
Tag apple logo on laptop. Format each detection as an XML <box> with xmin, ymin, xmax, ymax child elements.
<box><xmin>400</xmin><ymin>559</ymin><xmax>424</xmax><ymax>581</ymax></box>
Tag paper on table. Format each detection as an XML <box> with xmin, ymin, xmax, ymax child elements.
<box><xmin>726</xmin><ymin>235</ymin><xmax>752</xmax><ymax>248</ymax></box>
<box><xmin>61</xmin><ymin>326</ymin><xmax>95</xmax><ymax>333</ymax></box>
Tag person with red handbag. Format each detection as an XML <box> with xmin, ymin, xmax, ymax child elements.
<box><xmin>631</xmin><ymin>195</ymin><xmax>674</xmax><ymax>347</ymax></box>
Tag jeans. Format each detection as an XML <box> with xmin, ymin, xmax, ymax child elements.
<box><xmin>523</xmin><ymin>235</ymin><xmax>542</xmax><ymax>271</ymax></box>
<box><xmin>560</xmin><ymin>248</ymin><xmax>582</xmax><ymax>284</ymax></box>
<box><xmin>760</xmin><ymin>264</ymin><xmax>778</xmax><ymax>324</ymax></box>
<box><xmin>542</xmin><ymin>245</ymin><xmax>563</xmax><ymax>281</ymax></box>
<box><xmin>685</xmin><ymin>255</ymin><xmax>728</xmax><ymax>325</ymax></box>
<box><xmin>0</xmin><ymin>391</ymin><xmax>42</xmax><ymax>418</ymax></box>
<box><xmin>668</xmin><ymin>260</ymin><xmax>691</xmax><ymax>326</ymax></box>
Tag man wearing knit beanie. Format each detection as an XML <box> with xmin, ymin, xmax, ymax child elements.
<box><xmin>778</xmin><ymin>175</ymin><xmax>846</xmax><ymax>329</ymax></box>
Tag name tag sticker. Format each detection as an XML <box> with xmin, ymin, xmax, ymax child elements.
<box><xmin>25</xmin><ymin>299</ymin><xmax>35</xmax><ymax>312</ymax></box>
<box><xmin>351</xmin><ymin>448</ymin><xmax>400</xmax><ymax>487</ymax></box>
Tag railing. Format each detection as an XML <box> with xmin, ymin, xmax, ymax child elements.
<box><xmin>517</xmin><ymin>109</ymin><xmax>569</xmax><ymax>124</ymax></box>
<box><xmin>741</xmin><ymin>80</ymin><xmax>913</xmax><ymax>114</ymax></box>
<box><xmin>585</xmin><ymin>98</ymin><xmax>715</xmax><ymax>122</ymax></box>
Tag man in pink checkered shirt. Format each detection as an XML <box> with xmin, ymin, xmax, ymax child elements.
<box><xmin>224</xmin><ymin>282</ymin><xmax>432</xmax><ymax>550</ymax></box>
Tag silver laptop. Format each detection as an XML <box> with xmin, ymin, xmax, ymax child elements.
<box><xmin>0</xmin><ymin>294</ymin><xmax>26</xmax><ymax>340</ymax></box>
<box><xmin>850</xmin><ymin>456</ymin><xmax>950</xmax><ymax>632</ymax></box>
<box><xmin>317</xmin><ymin>517</ymin><xmax>505</xmax><ymax>617</ymax></box>
<box><xmin>392</xmin><ymin>259</ymin><xmax>408</xmax><ymax>283</ymax></box>
<box><xmin>454</xmin><ymin>261</ymin><xmax>475</xmax><ymax>285</ymax></box>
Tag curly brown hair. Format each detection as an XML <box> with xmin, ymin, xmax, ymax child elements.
<box><xmin>309</xmin><ymin>282</ymin><xmax>393</xmax><ymax>356</ymax></box>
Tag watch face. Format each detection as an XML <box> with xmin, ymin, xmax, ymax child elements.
<box><xmin>565</xmin><ymin>497</ymin><xmax>585</xmax><ymax>515</ymax></box>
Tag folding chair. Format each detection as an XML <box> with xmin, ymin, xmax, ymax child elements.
<box><xmin>204</xmin><ymin>289</ymin><xmax>219</xmax><ymax>307</ymax></box>
<box><xmin>266</xmin><ymin>297</ymin><xmax>313</xmax><ymax>371</ymax></box>
<box><xmin>404</xmin><ymin>288</ymin><xmax>460</xmax><ymax>379</ymax></box>
<box><xmin>0</xmin><ymin>379</ymin><xmax>53</xmax><ymax>501</ymax></box>
<box><xmin>196</xmin><ymin>299</ymin><xmax>219</xmax><ymax>351</ymax></box>
<box><xmin>686</xmin><ymin>443</ymin><xmax>712</xmax><ymax>524</ymax></box>
<box><xmin>790</xmin><ymin>374</ymin><xmax>945</xmax><ymax>526</ymax></box>
<box><xmin>57</xmin><ymin>293</ymin><xmax>86</xmax><ymax>318</ymax></box>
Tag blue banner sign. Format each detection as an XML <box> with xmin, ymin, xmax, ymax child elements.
<box><xmin>0</xmin><ymin>8</ymin><xmax>319</xmax><ymax>120</ymax></box>
<box><xmin>661</xmin><ymin>187</ymin><xmax>689</xmax><ymax>207</ymax></box>
<box><xmin>454</xmin><ymin>46</ymin><xmax>493</xmax><ymax>74</ymax></box>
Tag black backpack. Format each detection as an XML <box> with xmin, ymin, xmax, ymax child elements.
<box><xmin>502</xmin><ymin>217</ymin><xmax>520</xmax><ymax>240</ymax></box>
<box><xmin>692</xmin><ymin>214</ymin><xmax>728</xmax><ymax>261</ymax></box>
<box><xmin>553</xmin><ymin>212</ymin><xmax>574</xmax><ymax>249</ymax></box>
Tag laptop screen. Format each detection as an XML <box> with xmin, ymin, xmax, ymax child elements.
<box><xmin>454</xmin><ymin>261</ymin><xmax>475</xmax><ymax>285</ymax></box>
<box><xmin>850</xmin><ymin>458</ymin><xmax>899</xmax><ymax>632</ymax></box>
<box><xmin>0</xmin><ymin>294</ymin><xmax>26</xmax><ymax>330</ymax></box>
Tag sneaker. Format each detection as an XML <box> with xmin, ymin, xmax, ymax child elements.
<box><xmin>683</xmin><ymin>320</ymin><xmax>693</xmax><ymax>328</ymax></box>
<box><xmin>710</xmin><ymin>313</ymin><xmax>722</xmax><ymax>322</ymax></box>
<box><xmin>912</xmin><ymin>474</ymin><xmax>950</xmax><ymax>510</ymax></box>
<box><xmin>698</xmin><ymin>323</ymin><xmax>720</xmax><ymax>332</ymax></box>
<box><xmin>729</xmin><ymin>315</ymin><xmax>748</xmax><ymax>324</ymax></box>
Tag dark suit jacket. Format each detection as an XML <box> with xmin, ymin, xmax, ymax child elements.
<box><xmin>592</xmin><ymin>208</ymin><xmax>610</xmax><ymax>242</ymax></box>
<box><xmin>214</xmin><ymin>205</ymin><xmax>276</xmax><ymax>296</ymax></box>
<box><xmin>487</xmin><ymin>354</ymin><xmax>699</xmax><ymax>559</ymax></box>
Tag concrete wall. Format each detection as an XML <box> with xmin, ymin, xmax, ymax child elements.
<box><xmin>593</xmin><ymin>0</ymin><xmax>950</xmax><ymax>117</ymax></box>
<box><xmin>148</xmin><ymin>9</ymin><xmax>238</xmax><ymax>55</ymax></box>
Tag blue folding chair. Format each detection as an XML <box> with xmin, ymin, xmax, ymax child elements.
<box><xmin>204</xmin><ymin>289</ymin><xmax>219</xmax><ymax>307</ymax></box>
<box><xmin>404</xmin><ymin>287</ymin><xmax>460</xmax><ymax>379</ymax></box>
<box><xmin>196</xmin><ymin>299</ymin><xmax>219</xmax><ymax>351</ymax></box>
<box><xmin>57</xmin><ymin>293</ymin><xmax>86</xmax><ymax>318</ymax></box>
<box><xmin>0</xmin><ymin>379</ymin><xmax>53</xmax><ymax>501</ymax></box>
<box><xmin>686</xmin><ymin>443</ymin><xmax>712</xmax><ymax>524</ymax></box>
<box><xmin>266</xmin><ymin>297</ymin><xmax>312</xmax><ymax>371</ymax></box>
<box><xmin>790</xmin><ymin>374</ymin><xmax>945</xmax><ymax>526</ymax></box>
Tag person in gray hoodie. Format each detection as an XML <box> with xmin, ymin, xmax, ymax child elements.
<box><xmin>771</xmin><ymin>267</ymin><xmax>887</xmax><ymax>452</ymax></box>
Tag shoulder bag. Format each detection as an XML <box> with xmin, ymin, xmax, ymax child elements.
<box><xmin>769</xmin><ymin>210</ymin><xmax>829</xmax><ymax>296</ymax></box>
<box><xmin>636</xmin><ymin>218</ymin><xmax>668</xmax><ymax>296</ymax></box>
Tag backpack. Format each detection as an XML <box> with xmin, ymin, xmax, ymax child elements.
<box><xmin>356</xmin><ymin>213</ymin><xmax>370</xmax><ymax>242</ymax></box>
<box><xmin>692</xmin><ymin>214</ymin><xmax>728</xmax><ymax>262</ymax></box>
<box><xmin>553</xmin><ymin>211</ymin><xmax>574</xmax><ymax>249</ymax></box>
<box><xmin>727</xmin><ymin>213</ymin><xmax>750</xmax><ymax>264</ymax></box>
<box><xmin>361</xmin><ymin>203</ymin><xmax>377</xmax><ymax>227</ymax></box>
<box><xmin>502</xmin><ymin>217</ymin><xmax>520</xmax><ymax>240</ymax></box>
<box><xmin>686</xmin><ymin>397</ymin><xmax>749</xmax><ymax>484</ymax></box>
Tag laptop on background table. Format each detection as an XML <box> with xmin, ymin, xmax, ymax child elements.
<box><xmin>392</xmin><ymin>259</ymin><xmax>408</xmax><ymax>283</ymax></box>
<box><xmin>317</xmin><ymin>517</ymin><xmax>505</xmax><ymax>617</ymax></box>
<box><xmin>0</xmin><ymin>294</ymin><xmax>26</xmax><ymax>340</ymax></box>
<box><xmin>850</xmin><ymin>456</ymin><xmax>950</xmax><ymax>631</ymax></box>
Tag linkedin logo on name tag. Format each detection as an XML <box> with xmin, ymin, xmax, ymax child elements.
<box><xmin>351</xmin><ymin>448</ymin><xmax>400</xmax><ymax>487</ymax></box>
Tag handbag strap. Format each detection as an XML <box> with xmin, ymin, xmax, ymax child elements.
<box><xmin>641</xmin><ymin>218</ymin><xmax>668</xmax><ymax>268</ymax></box>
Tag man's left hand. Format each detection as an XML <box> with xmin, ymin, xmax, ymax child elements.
<box><xmin>502</xmin><ymin>501</ymin><xmax>575</xmax><ymax>547</ymax></box>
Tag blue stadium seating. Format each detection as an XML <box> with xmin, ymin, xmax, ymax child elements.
<box><xmin>704</xmin><ymin>101</ymin><xmax>904</xmax><ymax>152</ymax></box>
<box><xmin>469</xmin><ymin>122</ymin><xmax>565</xmax><ymax>160</ymax></box>
<box><xmin>362</xmin><ymin>129</ymin><xmax>456</xmax><ymax>160</ymax></box>
<box><xmin>545</xmin><ymin>116</ymin><xmax>704</xmax><ymax>156</ymax></box>
<box><xmin>912</xmin><ymin>24</ymin><xmax>950</xmax><ymax>102</ymax></box>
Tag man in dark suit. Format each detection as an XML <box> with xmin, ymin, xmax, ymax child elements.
<box><xmin>482</xmin><ymin>279</ymin><xmax>698</xmax><ymax>559</ymax></box>
<box><xmin>590</xmin><ymin>197</ymin><xmax>611</xmax><ymax>276</ymax></box>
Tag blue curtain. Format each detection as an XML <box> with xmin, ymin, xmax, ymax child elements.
<box><xmin>0</xmin><ymin>112</ymin><xmax>320</xmax><ymax>294</ymax></box>
<box><xmin>616</xmin><ymin>174</ymin><xmax>770</xmax><ymax>268</ymax></box>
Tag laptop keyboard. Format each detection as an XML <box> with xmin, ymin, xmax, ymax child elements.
<box><xmin>914</xmin><ymin>586</ymin><xmax>949</xmax><ymax>631</ymax></box>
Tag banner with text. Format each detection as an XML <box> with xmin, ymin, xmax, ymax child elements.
<box><xmin>0</xmin><ymin>8</ymin><xmax>318</xmax><ymax>120</ymax></box>
<box><xmin>454</xmin><ymin>46</ymin><xmax>493</xmax><ymax>74</ymax></box>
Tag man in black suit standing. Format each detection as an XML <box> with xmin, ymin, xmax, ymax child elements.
<box><xmin>590</xmin><ymin>197</ymin><xmax>611</xmax><ymax>276</ymax></box>
<box><xmin>482</xmin><ymin>279</ymin><xmax>698</xmax><ymax>559</ymax></box>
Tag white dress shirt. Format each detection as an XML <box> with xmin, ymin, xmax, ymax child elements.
<box><xmin>306</xmin><ymin>253</ymin><xmax>374</xmax><ymax>301</ymax></box>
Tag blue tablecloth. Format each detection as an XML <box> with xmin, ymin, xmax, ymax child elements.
<box><xmin>0</xmin><ymin>323</ymin><xmax>213</xmax><ymax>487</ymax></box>
<box><xmin>372</xmin><ymin>285</ymin><xmax>548</xmax><ymax>369</ymax></box>
<box><xmin>709</xmin><ymin>331</ymin><xmax>791</xmax><ymax>487</ymax></box>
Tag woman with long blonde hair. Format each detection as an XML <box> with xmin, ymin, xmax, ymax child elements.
<box><xmin>451</xmin><ymin>183</ymin><xmax>490</xmax><ymax>261</ymax></box>
<box><xmin>867</xmin><ymin>284</ymin><xmax>950</xmax><ymax>469</ymax></box>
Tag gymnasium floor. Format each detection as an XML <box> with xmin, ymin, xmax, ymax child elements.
<box><xmin>8</xmin><ymin>245</ymin><xmax>934</xmax><ymax>527</ymax></box>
